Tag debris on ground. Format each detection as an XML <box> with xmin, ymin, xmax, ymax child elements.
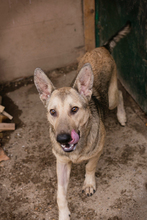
<box><xmin>0</xmin><ymin>146</ymin><xmax>10</xmax><ymax>162</ymax></box>
<box><xmin>0</xmin><ymin>95</ymin><xmax>14</xmax><ymax>163</ymax></box>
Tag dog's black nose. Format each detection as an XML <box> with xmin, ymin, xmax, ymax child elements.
<box><xmin>57</xmin><ymin>133</ymin><xmax>71</xmax><ymax>144</ymax></box>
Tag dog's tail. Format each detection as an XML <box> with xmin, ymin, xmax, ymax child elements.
<box><xmin>103</xmin><ymin>21</ymin><xmax>131</xmax><ymax>53</ymax></box>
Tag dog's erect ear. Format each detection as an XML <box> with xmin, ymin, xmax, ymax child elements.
<box><xmin>73</xmin><ymin>63</ymin><xmax>94</xmax><ymax>100</ymax></box>
<box><xmin>34</xmin><ymin>68</ymin><xmax>55</xmax><ymax>106</ymax></box>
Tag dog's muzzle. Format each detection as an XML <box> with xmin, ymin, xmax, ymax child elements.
<box><xmin>57</xmin><ymin>130</ymin><xmax>80</xmax><ymax>152</ymax></box>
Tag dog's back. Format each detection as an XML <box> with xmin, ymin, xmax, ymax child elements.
<box><xmin>78</xmin><ymin>47</ymin><xmax>115</xmax><ymax>109</ymax></box>
<box><xmin>77</xmin><ymin>21</ymin><xmax>131</xmax><ymax>111</ymax></box>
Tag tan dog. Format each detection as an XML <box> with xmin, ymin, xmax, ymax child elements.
<box><xmin>34</xmin><ymin>22</ymin><xmax>131</xmax><ymax>220</ymax></box>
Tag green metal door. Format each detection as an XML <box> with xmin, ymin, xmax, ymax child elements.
<box><xmin>95</xmin><ymin>0</ymin><xmax>147</xmax><ymax>113</ymax></box>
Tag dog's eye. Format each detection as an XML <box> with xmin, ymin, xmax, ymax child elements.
<box><xmin>71</xmin><ymin>106</ymin><xmax>79</xmax><ymax>114</ymax></box>
<box><xmin>50</xmin><ymin>109</ymin><xmax>56</xmax><ymax>116</ymax></box>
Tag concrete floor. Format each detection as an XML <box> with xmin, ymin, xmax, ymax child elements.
<box><xmin>0</xmin><ymin>69</ymin><xmax>147</xmax><ymax>220</ymax></box>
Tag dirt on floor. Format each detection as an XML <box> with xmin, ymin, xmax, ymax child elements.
<box><xmin>0</xmin><ymin>67</ymin><xmax>147</xmax><ymax>220</ymax></box>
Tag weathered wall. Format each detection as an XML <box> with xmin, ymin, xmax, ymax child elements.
<box><xmin>0</xmin><ymin>0</ymin><xmax>85</xmax><ymax>82</ymax></box>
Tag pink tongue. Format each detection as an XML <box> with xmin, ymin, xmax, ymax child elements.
<box><xmin>68</xmin><ymin>129</ymin><xmax>79</xmax><ymax>144</ymax></box>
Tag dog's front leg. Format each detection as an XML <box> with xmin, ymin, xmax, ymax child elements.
<box><xmin>57</xmin><ymin>159</ymin><xmax>72</xmax><ymax>220</ymax></box>
<box><xmin>82</xmin><ymin>151</ymin><xmax>102</xmax><ymax>196</ymax></box>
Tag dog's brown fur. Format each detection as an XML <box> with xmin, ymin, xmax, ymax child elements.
<box><xmin>34</xmin><ymin>22</ymin><xmax>131</xmax><ymax>220</ymax></box>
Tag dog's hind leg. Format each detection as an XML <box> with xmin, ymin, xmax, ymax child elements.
<box><xmin>57</xmin><ymin>159</ymin><xmax>72</xmax><ymax>220</ymax></box>
<box><xmin>108</xmin><ymin>64</ymin><xmax>126</xmax><ymax>126</ymax></box>
<box><xmin>116</xmin><ymin>90</ymin><xmax>127</xmax><ymax>126</ymax></box>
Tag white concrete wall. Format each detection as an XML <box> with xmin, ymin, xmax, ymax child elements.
<box><xmin>0</xmin><ymin>0</ymin><xmax>85</xmax><ymax>82</ymax></box>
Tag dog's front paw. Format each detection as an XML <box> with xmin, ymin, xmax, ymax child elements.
<box><xmin>59</xmin><ymin>208</ymin><xmax>71</xmax><ymax>220</ymax></box>
<box><xmin>82</xmin><ymin>175</ymin><xmax>96</xmax><ymax>196</ymax></box>
<box><xmin>82</xmin><ymin>184</ymin><xmax>96</xmax><ymax>196</ymax></box>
